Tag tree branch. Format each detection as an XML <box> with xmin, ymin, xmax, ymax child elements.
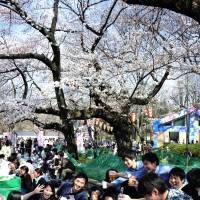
<box><xmin>51</xmin><ymin>0</ymin><xmax>59</xmax><ymax>34</ymax></box>
<box><xmin>35</xmin><ymin>107</ymin><xmax>60</xmax><ymax>116</ymax></box>
<box><xmin>0</xmin><ymin>53</ymin><xmax>53</xmax><ymax>69</ymax></box>
<box><xmin>90</xmin><ymin>91</ymin><xmax>112</xmax><ymax>111</ymax></box>
<box><xmin>128</xmin><ymin>68</ymin><xmax>170</xmax><ymax>105</ymax></box>
<box><xmin>12</xmin><ymin>60</ymin><xmax>28</xmax><ymax>99</ymax></box>
<box><xmin>0</xmin><ymin>0</ymin><xmax>49</xmax><ymax>36</ymax></box>
<box><xmin>123</xmin><ymin>0</ymin><xmax>200</xmax><ymax>24</ymax></box>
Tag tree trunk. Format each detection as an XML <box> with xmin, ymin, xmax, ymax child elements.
<box><xmin>63</xmin><ymin>121</ymin><xmax>78</xmax><ymax>159</ymax></box>
<box><xmin>112</xmin><ymin>120</ymin><xmax>136</xmax><ymax>157</ymax></box>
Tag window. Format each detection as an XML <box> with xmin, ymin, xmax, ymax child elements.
<box><xmin>164</xmin><ymin>122</ymin><xmax>172</xmax><ymax>126</ymax></box>
<box><xmin>169</xmin><ymin>132</ymin><xmax>179</xmax><ymax>143</ymax></box>
<box><xmin>173</xmin><ymin>117</ymin><xmax>185</xmax><ymax>126</ymax></box>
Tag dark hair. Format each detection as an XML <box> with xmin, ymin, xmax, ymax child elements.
<box><xmin>103</xmin><ymin>192</ymin><xmax>117</xmax><ymax>200</ymax></box>
<box><xmin>44</xmin><ymin>182</ymin><xmax>56</xmax><ymax>199</ymax></box>
<box><xmin>54</xmin><ymin>158</ymin><xmax>60</xmax><ymax>166</ymax></box>
<box><xmin>90</xmin><ymin>186</ymin><xmax>101</xmax><ymax>192</ymax></box>
<box><xmin>20</xmin><ymin>165</ymin><xmax>29</xmax><ymax>174</ymax></box>
<box><xmin>89</xmin><ymin>186</ymin><xmax>102</xmax><ymax>197</ymax></box>
<box><xmin>7</xmin><ymin>191</ymin><xmax>21</xmax><ymax>200</ymax></box>
<box><xmin>169</xmin><ymin>167</ymin><xmax>185</xmax><ymax>181</ymax></box>
<box><xmin>8</xmin><ymin>153</ymin><xmax>18</xmax><ymax>162</ymax></box>
<box><xmin>138</xmin><ymin>172</ymin><xmax>168</xmax><ymax>196</ymax></box>
<box><xmin>142</xmin><ymin>152</ymin><xmax>159</xmax><ymax>166</ymax></box>
<box><xmin>5</xmin><ymin>140</ymin><xmax>10</xmax><ymax>146</ymax></box>
<box><xmin>105</xmin><ymin>168</ymin><xmax>118</xmax><ymax>182</ymax></box>
<box><xmin>35</xmin><ymin>168</ymin><xmax>43</xmax><ymax>176</ymax></box>
<box><xmin>58</xmin><ymin>151</ymin><xmax>64</xmax><ymax>157</ymax></box>
<box><xmin>187</xmin><ymin>168</ymin><xmax>200</xmax><ymax>188</ymax></box>
<box><xmin>27</xmin><ymin>159</ymin><xmax>33</xmax><ymax>164</ymax></box>
<box><xmin>0</xmin><ymin>154</ymin><xmax>5</xmax><ymax>159</ymax></box>
<box><xmin>52</xmin><ymin>148</ymin><xmax>58</xmax><ymax>154</ymax></box>
<box><xmin>122</xmin><ymin>149</ymin><xmax>137</xmax><ymax>161</ymax></box>
<box><xmin>74</xmin><ymin>172</ymin><xmax>88</xmax><ymax>184</ymax></box>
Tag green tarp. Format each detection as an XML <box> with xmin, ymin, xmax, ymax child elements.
<box><xmin>66</xmin><ymin>148</ymin><xmax>200</xmax><ymax>181</ymax></box>
<box><xmin>0</xmin><ymin>176</ymin><xmax>21</xmax><ymax>199</ymax></box>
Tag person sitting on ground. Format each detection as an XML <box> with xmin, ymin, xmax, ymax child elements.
<box><xmin>102</xmin><ymin>169</ymin><xmax>120</xmax><ymax>196</ymax></box>
<box><xmin>141</xmin><ymin>152</ymin><xmax>171</xmax><ymax>182</ymax></box>
<box><xmin>19</xmin><ymin>165</ymin><xmax>33</xmax><ymax>194</ymax></box>
<box><xmin>102</xmin><ymin>150</ymin><xmax>144</xmax><ymax>199</ymax></box>
<box><xmin>33</xmin><ymin>168</ymin><xmax>46</xmax><ymax>188</ymax></box>
<box><xmin>109</xmin><ymin>150</ymin><xmax>143</xmax><ymax>187</ymax></box>
<box><xmin>7</xmin><ymin>185</ymin><xmax>44</xmax><ymax>200</ymax></box>
<box><xmin>19</xmin><ymin>159</ymin><xmax>34</xmax><ymax>175</ymax></box>
<box><xmin>57</xmin><ymin>151</ymin><xmax>75</xmax><ymax>180</ymax></box>
<box><xmin>102</xmin><ymin>192</ymin><xmax>117</xmax><ymax>200</ymax></box>
<box><xmin>110</xmin><ymin>151</ymin><xmax>171</xmax><ymax>188</ymax></box>
<box><xmin>31</xmin><ymin>168</ymin><xmax>47</xmax><ymax>200</ymax></box>
<box><xmin>32</xmin><ymin>182</ymin><xmax>57</xmax><ymax>200</ymax></box>
<box><xmin>0</xmin><ymin>140</ymin><xmax>11</xmax><ymax>159</ymax></box>
<box><xmin>9</xmin><ymin>162</ymin><xmax>17</xmax><ymax>175</ymax></box>
<box><xmin>0</xmin><ymin>154</ymin><xmax>10</xmax><ymax>176</ymax></box>
<box><xmin>89</xmin><ymin>186</ymin><xmax>102</xmax><ymax>200</ymax></box>
<box><xmin>57</xmin><ymin>172</ymin><xmax>88</xmax><ymax>200</ymax></box>
<box><xmin>8</xmin><ymin>152</ymin><xmax>20</xmax><ymax>169</ymax></box>
<box><xmin>168</xmin><ymin>167</ymin><xmax>186</xmax><ymax>190</ymax></box>
<box><xmin>182</xmin><ymin>168</ymin><xmax>200</xmax><ymax>200</ymax></box>
<box><xmin>118</xmin><ymin>172</ymin><xmax>192</xmax><ymax>200</ymax></box>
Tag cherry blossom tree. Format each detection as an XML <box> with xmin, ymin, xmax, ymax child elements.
<box><xmin>0</xmin><ymin>0</ymin><xmax>200</xmax><ymax>157</ymax></box>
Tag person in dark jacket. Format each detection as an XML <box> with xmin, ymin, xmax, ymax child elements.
<box><xmin>57</xmin><ymin>172</ymin><xmax>88</xmax><ymax>200</ymax></box>
<box><xmin>182</xmin><ymin>168</ymin><xmax>200</xmax><ymax>200</ymax></box>
<box><xmin>33</xmin><ymin>168</ymin><xmax>46</xmax><ymax>188</ymax></box>
<box><xmin>19</xmin><ymin>165</ymin><xmax>33</xmax><ymax>194</ymax></box>
<box><xmin>25</xmin><ymin>138</ymin><xmax>32</xmax><ymax>157</ymax></box>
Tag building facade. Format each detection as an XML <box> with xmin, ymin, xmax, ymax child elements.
<box><xmin>153</xmin><ymin>107</ymin><xmax>200</xmax><ymax>148</ymax></box>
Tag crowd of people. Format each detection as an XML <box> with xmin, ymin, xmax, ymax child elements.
<box><xmin>0</xmin><ymin>135</ymin><xmax>199</xmax><ymax>200</ymax></box>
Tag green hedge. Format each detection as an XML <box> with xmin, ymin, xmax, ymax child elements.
<box><xmin>164</xmin><ymin>143</ymin><xmax>200</xmax><ymax>158</ymax></box>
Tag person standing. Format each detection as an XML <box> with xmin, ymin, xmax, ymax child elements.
<box><xmin>20</xmin><ymin>138</ymin><xmax>25</xmax><ymax>156</ymax></box>
<box><xmin>36</xmin><ymin>127</ymin><xmax>45</xmax><ymax>157</ymax></box>
<box><xmin>26</xmin><ymin>138</ymin><xmax>32</xmax><ymax>158</ymax></box>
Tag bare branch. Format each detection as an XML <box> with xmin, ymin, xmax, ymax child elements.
<box><xmin>128</xmin><ymin>68</ymin><xmax>170</xmax><ymax>106</ymax></box>
<box><xmin>12</xmin><ymin>60</ymin><xmax>28</xmax><ymax>99</ymax></box>
<box><xmin>0</xmin><ymin>0</ymin><xmax>49</xmax><ymax>36</ymax></box>
<box><xmin>0</xmin><ymin>53</ymin><xmax>53</xmax><ymax>69</ymax></box>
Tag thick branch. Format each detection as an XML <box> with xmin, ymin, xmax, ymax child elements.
<box><xmin>51</xmin><ymin>0</ymin><xmax>59</xmax><ymax>34</ymax></box>
<box><xmin>123</xmin><ymin>0</ymin><xmax>200</xmax><ymax>23</ymax></box>
<box><xmin>67</xmin><ymin>107</ymin><xmax>122</xmax><ymax>125</ymax></box>
<box><xmin>35</xmin><ymin>107</ymin><xmax>60</xmax><ymax>116</ymax></box>
<box><xmin>32</xmin><ymin>118</ymin><xmax>64</xmax><ymax>132</ymax></box>
<box><xmin>0</xmin><ymin>53</ymin><xmax>53</xmax><ymax>69</ymax></box>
